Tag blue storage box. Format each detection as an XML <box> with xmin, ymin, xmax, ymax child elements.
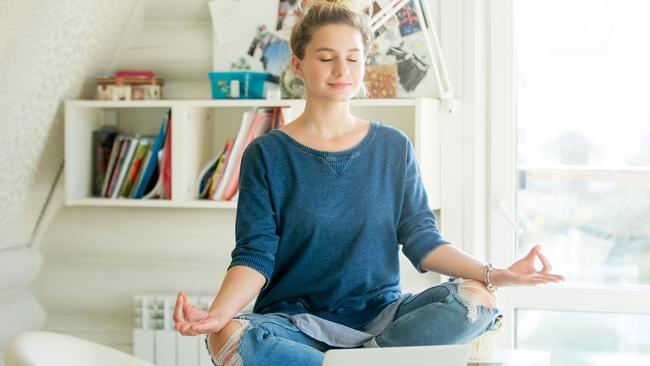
<box><xmin>208</xmin><ymin>71</ymin><xmax>270</xmax><ymax>99</ymax></box>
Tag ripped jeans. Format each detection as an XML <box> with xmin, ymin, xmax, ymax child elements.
<box><xmin>204</xmin><ymin>279</ymin><xmax>502</xmax><ymax>366</ymax></box>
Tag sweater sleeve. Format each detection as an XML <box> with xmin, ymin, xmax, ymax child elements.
<box><xmin>228</xmin><ymin>142</ymin><xmax>279</xmax><ymax>290</ymax></box>
<box><xmin>398</xmin><ymin>138</ymin><xmax>450</xmax><ymax>273</ymax></box>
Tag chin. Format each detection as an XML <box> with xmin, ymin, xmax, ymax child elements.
<box><xmin>326</xmin><ymin>89</ymin><xmax>360</xmax><ymax>102</ymax></box>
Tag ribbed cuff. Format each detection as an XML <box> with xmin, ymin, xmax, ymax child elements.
<box><xmin>402</xmin><ymin>232</ymin><xmax>451</xmax><ymax>273</ymax></box>
<box><xmin>229</xmin><ymin>249</ymin><xmax>275</xmax><ymax>290</ymax></box>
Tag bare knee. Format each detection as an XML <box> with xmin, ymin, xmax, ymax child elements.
<box><xmin>458</xmin><ymin>279</ymin><xmax>497</xmax><ymax>308</ymax></box>
<box><xmin>207</xmin><ymin>319</ymin><xmax>247</xmax><ymax>366</ymax></box>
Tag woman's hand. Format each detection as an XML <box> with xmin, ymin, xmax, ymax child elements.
<box><xmin>491</xmin><ymin>244</ymin><xmax>566</xmax><ymax>287</ymax></box>
<box><xmin>173</xmin><ymin>291</ymin><xmax>230</xmax><ymax>336</ymax></box>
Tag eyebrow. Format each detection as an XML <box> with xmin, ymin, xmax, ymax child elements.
<box><xmin>315</xmin><ymin>47</ymin><xmax>360</xmax><ymax>53</ymax></box>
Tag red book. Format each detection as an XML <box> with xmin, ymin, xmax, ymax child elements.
<box><xmin>278</xmin><ymin>107</ymin><xmax>285</xmax><ymax>128</ymax></box>
<box><xmin>271</xmin><ymin>108</ymin><xmax>278</xmax><ymax>129</ymax></box>
<box><xmin>161</xmin><ymin>114</ymin><xmax>172</xmax><ymax>199</ymax></box>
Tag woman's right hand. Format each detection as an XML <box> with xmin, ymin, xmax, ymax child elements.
<box><xmin>173</xmin><ymin>290</ymin><xmax>231</xmax><ymax>336</ymax></box>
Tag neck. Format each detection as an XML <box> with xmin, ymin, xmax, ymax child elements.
<box><xmin>296</xmin><ymin>97</ymin><xmax>357</xmax><ymax>138</ymax></box>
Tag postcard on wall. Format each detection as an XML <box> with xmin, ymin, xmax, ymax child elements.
<box><xmin>209</xmin><ymin>0</ymin><xmax>279</xmax><ymax>71</ymax></box>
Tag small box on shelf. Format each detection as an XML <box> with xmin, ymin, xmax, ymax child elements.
<box><xmin>208</xmin><ymin>71</ymin><xmax>270</xmax><ymax>99</ymax></box>
<box><xmin>95</xmin><ymin>70</ymin><xmax>164</xmax><ymax>101</ymax></box>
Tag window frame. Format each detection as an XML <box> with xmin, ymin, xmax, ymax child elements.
<box><xmin>486</xmin><ymin>0</ymin><xmax>650</xmax><ymax>349</ymax></box>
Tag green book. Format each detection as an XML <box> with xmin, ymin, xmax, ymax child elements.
<box><xmin>120</xmin><ymin>138</ymin><xmax>152</xmax><ymax>198</ymax></box>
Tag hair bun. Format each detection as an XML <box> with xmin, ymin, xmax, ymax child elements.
<box><xmin>323</xmin><ymin>0</ymin><xmax>348</xmax><ymax>5</ymax></box>
<box><xmin>303</xmin><ymin>0</ymin><xmax>359</xmax><ymax>12</ymax></box>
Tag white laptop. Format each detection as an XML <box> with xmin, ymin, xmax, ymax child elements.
<box><xmin>323</xmin><ymin>344</ymin><xmax>472</xmax><ymax>366</ymax></box>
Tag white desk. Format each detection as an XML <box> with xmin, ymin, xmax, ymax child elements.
<box><xmin>468</xmin><ymin>349</ymin><xmax>550</xmax><ymax>366</ymax></box>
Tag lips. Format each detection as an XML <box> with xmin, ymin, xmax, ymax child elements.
<box><xmin>328</xmin><ymin>83</ymin><xmax>352</xmax><ymax>89</ymax></box>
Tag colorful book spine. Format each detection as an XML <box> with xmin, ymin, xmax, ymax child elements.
<box><xmin>131</xmin><ymin>147</ymin><xmax>152</xmax><ymax>198</ymax></box>
<box><xmin>92</xmin><ymin>130</ymin><xmax>118</xmax><ymax>197</ymax></box>
<box><xmin>112</xmin><ymin>137</ymin><xmax>138</xmax><ymax>199</ymax></box>
<box><xmin>213</xmin><ymin>109</ymin><xmax>256</xmax><ymax>200</ymax></box>
<box><xmin>120</xmin><ymin>139</ymin><xmax>151</xmax><ymax>198</ymax></box>
<box><xmin>100</xmin><ymin>134</ymin><xmax>123</xmax><ymax>197</ymax></box>
<box><xmin>208</xmin><ymin>139</ymin><xmax>233</xmax><ymax>200</ymax></box>
<box><xmin>132</xmin><ymin>111</ymin><xmax>169</xmax><ymax>199</ymax></box>
<box><xmin>161</xmin><ymin>113</ymin><xmax>173</xmax><ymax>199</ymax></box>
<box><xmin>222</xmin><ymin>109</ymin><xmax>273</xmax><ymax>201</ymax></box>
<box><xmin>106</xmin><ymin>138</ymin><xmax>129</xmax><ymax>198</ymax></box>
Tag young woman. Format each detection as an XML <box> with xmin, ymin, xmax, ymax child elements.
<box><xmin>174</xmin><ymin>1</ymin><xmax>565</xmax><ymax>365</ymax></box>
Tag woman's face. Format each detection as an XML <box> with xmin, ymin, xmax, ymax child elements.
<box><xmin>293</xmin><ymin>23</ymin><xmax>365</xmax><ymax>102</ymax></box>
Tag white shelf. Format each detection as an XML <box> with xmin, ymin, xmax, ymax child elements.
<box><xmin>65</xmin><ymin>98</ymin><xmax>431</xmax><ymax>108</ymax></box>
<box><xmin>69</xmin><ymin>198</ymin><xmax>237</xmax><ymax>209</ymax></box>
<box><xmin>64</xmin><ymin>98</ymin><xmax>442</xmax><ymax>210</ymax></box>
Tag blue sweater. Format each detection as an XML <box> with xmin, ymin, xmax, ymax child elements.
<box><xmin>229</xmin><ymin>121</ymin><xmax>450</xmax><ymax>329</ymax></box>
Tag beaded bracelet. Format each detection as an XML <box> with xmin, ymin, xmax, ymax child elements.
<box><xmin>484</xmin><ymin>263</ymin><xmax>498</xmax><ymax>292</ymax></box>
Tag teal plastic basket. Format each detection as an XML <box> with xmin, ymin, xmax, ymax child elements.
<box><xmin>208</xmin><ymin>71</ymin><xmax>269</xmax><ymax>99</ymax></box>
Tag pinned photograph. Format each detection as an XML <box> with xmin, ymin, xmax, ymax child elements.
<box><xmin>263</xmin><ymin>40</ymin><xmax>292</xmax><ymax>83</ymax></box>
<box><xmin>387</xmin><ymin>40</ymin><xmax>430</xmax><ymax>93</ymax></box>
<box><xmin>277</xmin><ymin>0</ymin><xmax>307</xmax><ymax>38</ymax></box>
<box><xmin>396</xmin><ymin>0</ymin><xmax>422</xmax><ymax>37</ymax></box>
<box><xmin>369</xmin><ymin>1</ymin><xmax>402</xmax><ymax>41</ymax></box>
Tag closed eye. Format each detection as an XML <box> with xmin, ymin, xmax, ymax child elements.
<box><xmin>320</xmin><ymin>59</ymin><xmax>358</xmax><ymax>62</ymax></box>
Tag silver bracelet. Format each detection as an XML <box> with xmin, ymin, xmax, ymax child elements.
<box><xmin>484</xmin><ymin>263</ymin><xmax>498</xmax><ymax>292</ymax></box>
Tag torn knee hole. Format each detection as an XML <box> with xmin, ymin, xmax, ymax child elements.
<box><xmin>456</xmin><ymin>279</ymin><xmax>498</xmax><ymax>322</ymax></box>
<box><xmin>208</xmin><ymin>319</ymin><xmax>248</xmax><ymax>366</ymax></box>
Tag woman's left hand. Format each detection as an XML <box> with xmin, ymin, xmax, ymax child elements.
<box><xmin>491</xmin><ymin>244</ymin><xmax>566</xmax><ymax>287</ymax></box>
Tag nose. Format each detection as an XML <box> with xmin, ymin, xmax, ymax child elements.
<box><xmin>333</xmin><ymin>59</ymin><xmax>351</xmax><ymax>77</ymax></box>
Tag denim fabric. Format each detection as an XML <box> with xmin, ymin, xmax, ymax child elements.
<box><xmin>229</xmin><ymin>122</ymin><xmax>450</xmax><ymax>329</ymax></box>
<box><xmin>204</xmin><ymin>280</ymin><xmax>501</xmax><ymax>366</ymax></box>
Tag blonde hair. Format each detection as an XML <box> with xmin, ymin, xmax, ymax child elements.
<box><xmin>290</xmin><ymin>0</ymin><xmax>373</xmax><ymax>60</ymax></box>
<box><xmin>289</xmin><ymin>0</ymin><xmax>373</xmax><ymax>98</ymax></box>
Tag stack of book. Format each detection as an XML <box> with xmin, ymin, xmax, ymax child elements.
<box><xmin>197</xmin><ymin>107</ymin><xmax>285</xmax><ymax>201</ymax></box>
<box><xmin>92</xmin><ymin>110</ymin><xmax>172</xmax><ymax>200</ymax></box>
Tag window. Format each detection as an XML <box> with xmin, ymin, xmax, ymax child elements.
<box><xmin>489</xmin><ymin>1</ymin><xmax>650</xmax><ymax>365</ymax></box>
<box><xmin>515</xmin><ymin>0</ymin><xmax>650</xmax><ymax>287</ymax></box>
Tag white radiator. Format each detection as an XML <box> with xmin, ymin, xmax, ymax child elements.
<box><xmin>132</xmin><ymin>294</ymin><xmax>252</xmax><ymax>366</ymax></box>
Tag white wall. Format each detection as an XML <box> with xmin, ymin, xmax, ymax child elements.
<box><xmin>0</xmin><ymin>0</ymin><xmax>143</xmax><ymax>361</ymax></box>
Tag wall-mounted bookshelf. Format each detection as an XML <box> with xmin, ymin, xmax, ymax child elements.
<box><xmin>64</xmin><ymin>98</ymin><xmax>442</xmax><ymax>209</ymax></box>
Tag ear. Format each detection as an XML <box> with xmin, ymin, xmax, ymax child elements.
<box><xmin>291</xmin><ymin>54</ymin><xmax>304</xmax><ymax>80</ymax></box>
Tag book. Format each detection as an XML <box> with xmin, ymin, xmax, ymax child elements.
<box><xmin>196</xmin><ymin>141</ymin><xmax>229</xmax><ymax>199</ymax></box>
<box><xmin>120</xmin><ymin>138</ymin><xmax>152</xmax><ymax>198</ymax></box>
<box><xmin>271</xmin><ymin>107</ymin><xmax>278</xmax><ymax>129</ymax></box>
<box><xmin>105</xmin><ymin>138</ymin><xmax>130</xmax><ymax>198</ymax></box>
<box><xmin>112</xmin><ymin>137</ymin><xmax>138</xmax><ymax>199</ymax></box>
<box><xmin>160</xmin><ymin>113</ymin><xmax>173</xmax><ymax>199</ymax></box>
<box><xmin>132</xmin><ymin>111</ymin><xmax>169</xmax><ymax>199</ymax></box>
<box><xmin>222</xmin><ymin>109</ymin><xmax>273</xmax><ymax>201</ymax></box>
<box><xmin>101</xmin><ymin>135</ymin><xmax>124</xmax><ymax>197</ymax></box>
<box><xmin>278</xmin><ymin>107</ymin><xmax>285</xmax><ymax>128</ymax></box>
<box><xmin>130</xmin><ymin>147</ymin><xmax>152</xmax><ymax>198</ymax></box>
<box><xmin>213</xmin><ymin>109</ymin><xmax>257</xmax><ymax>200</ymax></box>
<box><xmin>141</xmin><ymin>150</ymin><xmax>164</xmax><ymax>200</ymax></box>
<box><xmin>92</xmin><ymin>130</ymin><xmax>118</xmax><ymax>197</ymax></box>
<box><xmin>208</xmin><ymin>139</ymin><xmax>233</xmax><ymax>199</ymax></box>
